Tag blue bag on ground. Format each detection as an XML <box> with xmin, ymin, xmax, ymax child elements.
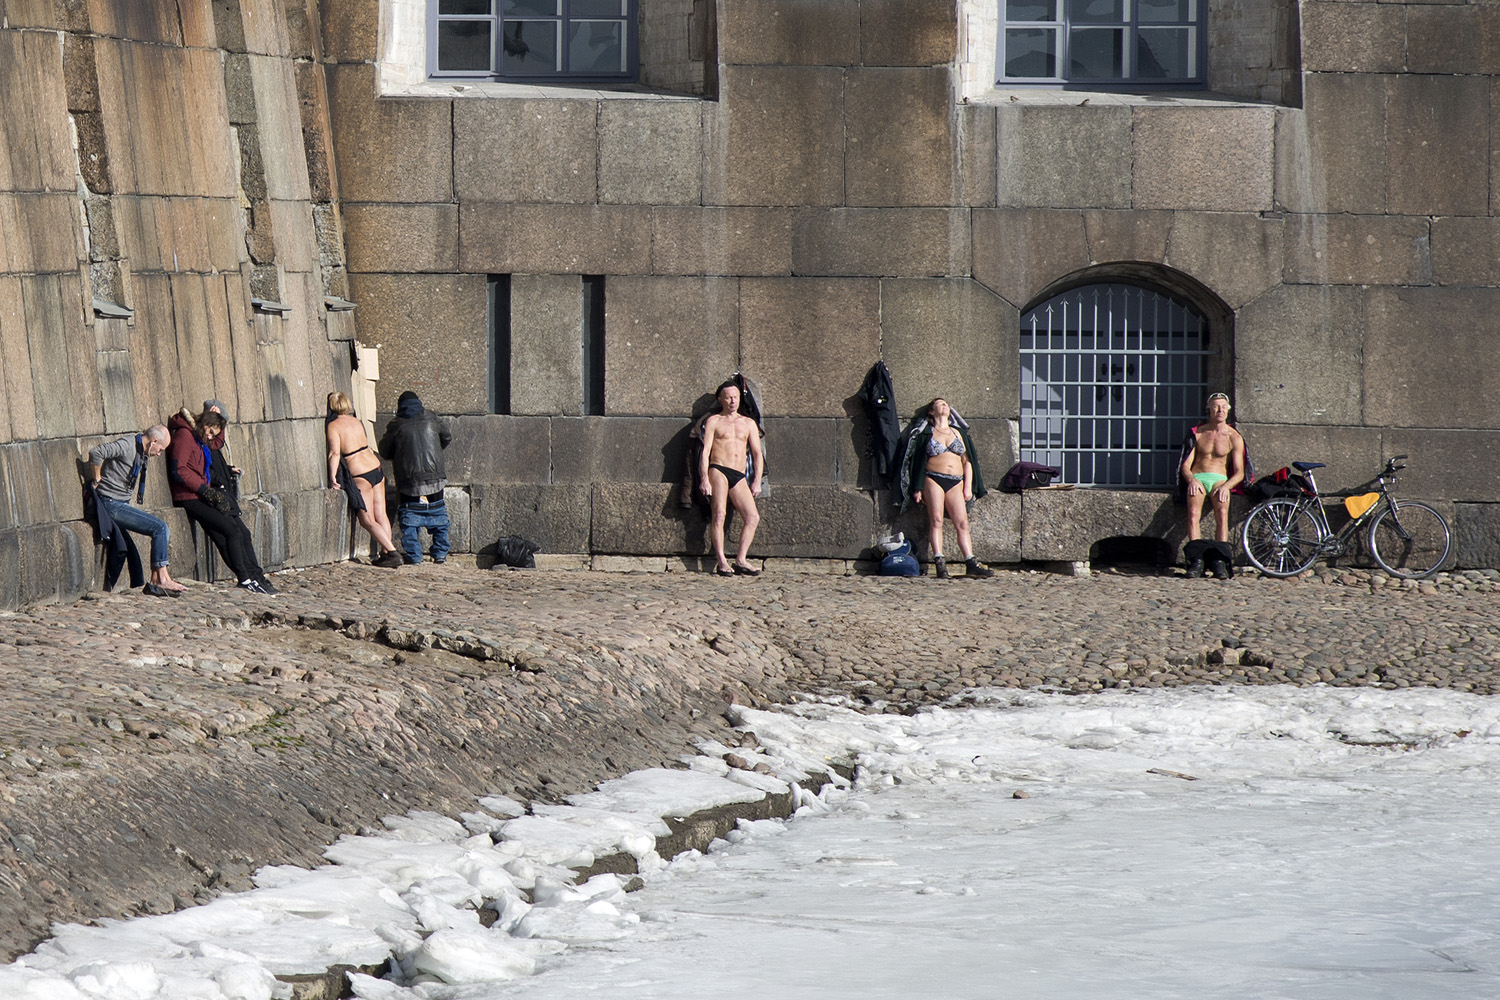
<box><xmin>877</xmin><ymin>534</ymin><xmax>921</xmax><ymax>577</ymax></box>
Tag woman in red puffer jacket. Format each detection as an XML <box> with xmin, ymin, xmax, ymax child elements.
<box><xmin>166</xmin><ymin>407</ymin><xmax>275</xmax><ymax>594</ymax></box>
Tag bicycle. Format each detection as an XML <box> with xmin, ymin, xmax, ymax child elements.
<box><xmin>1240</xmin><ymin>454</ymin><xmax>1451</xmax><ymax>579</ymax></box>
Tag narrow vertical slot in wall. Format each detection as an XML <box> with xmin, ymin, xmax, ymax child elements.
<box><xmin>582</xmin><ymin>274</ymin><xmax>606</xmax><ymax>416</ymax></box>
<box><xmin>489</xmin><ymin>274</ymin><xmax>511</xmax><ymax>415</ymax></box>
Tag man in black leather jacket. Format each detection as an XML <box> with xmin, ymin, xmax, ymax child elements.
<box><xmin>380</xmin><ymin>390</ymin><xmax>452</xmax><ymax>564</ymax></box>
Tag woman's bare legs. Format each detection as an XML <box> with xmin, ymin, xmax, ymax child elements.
<box><xmin>354</xmin><ymin>477</ymin><xmax>398</xmax><ymax>554</ymax></box>
<box><xmin>944</xmin><ymin>485</ymin><xmax>975</xmax><ymax>560</ymax></box>
<box><xmin>922</xmin><ymin>477</ymin><xmax>948</xmax><ymax>559</ymax></box>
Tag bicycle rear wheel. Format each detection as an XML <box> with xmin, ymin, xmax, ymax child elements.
<box><xmin>1369</xmin><ymin>501</ymin><xmax>1451</xmax><ymax>579</ymax></box>
<box><xmin>1241</xmin><ymin>498</ymin><xmax>1322</xmax><ymax>577</ymax></box>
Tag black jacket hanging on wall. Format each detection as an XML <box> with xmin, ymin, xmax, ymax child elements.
<box><xmin>858</xmin><ymin>362</ymin><xmax>900</xmax><ymax>488</ymax></box>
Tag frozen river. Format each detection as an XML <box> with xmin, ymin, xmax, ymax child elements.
<box><xmin>7</xmin><ymin>686</ymin><xmax>1500</xmax><ymax>1000</ymax></box>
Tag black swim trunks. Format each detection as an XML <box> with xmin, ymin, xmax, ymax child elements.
<box><xmin>709</xmin><ymin>463</ymin><xmax>746</xmax><ymax>490</ymax></box>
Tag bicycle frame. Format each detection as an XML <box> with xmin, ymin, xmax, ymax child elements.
<box><xmin>1291</xmin><ymin>467</ymin><xmax>1400</xmax><ymax>558</ymax></box>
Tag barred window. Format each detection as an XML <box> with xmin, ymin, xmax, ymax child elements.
<box><xmin>430</xmin><ymin>0</ymin><xmax>637</xmax><ymax>81</ymax></box>
<box><xmin>1020</xmin><ymin>283</ymin><xmax>1210</xmax><ymax>487</ymax></box>
<box><xmin>1000</xmin><ymin>0</ymin><xmax>1204</xmax><ymax>87</ymax></box>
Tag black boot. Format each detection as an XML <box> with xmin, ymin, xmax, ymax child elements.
<box><xmin>965</xmin><ymin>557</ymin><xmax>994</xmax><ymax>578</ymax></box>
<box><xmin>1186</xmin><ymin>557</ymin><xmax>1205</xmax><ymax>578</ymax></box>
<box><xmin>933</xmin><ymin>556</ymin><xmax>950</xmax><ymax>579</ymax></box>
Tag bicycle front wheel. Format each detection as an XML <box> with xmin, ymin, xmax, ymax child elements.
<box><xmin>1369</xmin><ymin>501</ymin><xmax>1451</xmax><ymax>579</ymax></box>
<box><xmin>1242</xmin><ymin>498</ymin><xmax>1322</xmax><ymax>577</ymax></box>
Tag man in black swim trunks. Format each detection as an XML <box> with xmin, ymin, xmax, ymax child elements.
<box><xmin>699</xmin><ymin>382</ymin><xmax>763</xmax><ymax>576</ymax></box>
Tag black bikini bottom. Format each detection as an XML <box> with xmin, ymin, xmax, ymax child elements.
<box><xmin>710</xmin><ymin>464</ymin><xmax>746</xmax><ymax>490</ymax></box>
<box><xmin>356</xmin><ymin>467</ymin><xmax>384</xmax><ymax>486</ymax></box>
<box><xmin>925</xmin><ymin>471</ymin><xmax>962</xmax><ymax>493</ymax></box>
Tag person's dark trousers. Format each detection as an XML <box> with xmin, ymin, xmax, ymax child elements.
<box><xmin>398</xmin><ymin>495</ymin><xmax>449</xmax><ymax>564</ymax></box>
<box><xmin>103</xmin><ymin>533</ymin><xmax>145</xmax><ymax>590</ymax></box>
<box><xmin>176</xmin><ymin>499</ymin><xmax>263</xmax><ymax>582</ymax></box>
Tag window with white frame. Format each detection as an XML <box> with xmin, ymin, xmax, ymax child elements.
<box><xmin>1000</xmin><ymin>0</ymin><xmax>1204</xmax><ymax>87</ymax></box>
<box><xmin>429</xmin><ymin>0</ymin><xmax>638</xmax><ymax>81</ymax></box>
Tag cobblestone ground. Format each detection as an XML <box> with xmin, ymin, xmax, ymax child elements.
<box><xmin>0</xmin><ymin>559</ymin><xmax>1496</xmax><ymax>958</ymax></box>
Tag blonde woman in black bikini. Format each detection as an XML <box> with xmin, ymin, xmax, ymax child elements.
<box><xmin>911</xmin><ymin>398</ymin><xmax>993</xmax><ymax>580</ymax></box>
<box><xmin>326</xmin><ymin>391</ymin><xmax>403</xmax><ymax>567</ymax></box>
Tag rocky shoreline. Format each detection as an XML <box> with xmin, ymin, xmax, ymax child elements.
<box><xmin>1</xmin><ymin>560</ymin><xmax>1497</xmax><ymax>966</ymax></box>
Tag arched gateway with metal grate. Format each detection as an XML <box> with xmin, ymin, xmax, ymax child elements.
<box><xmin>1019</xmin><ymin>282</ymin><xmax>1216</xmax><ymax>488</ymax></box>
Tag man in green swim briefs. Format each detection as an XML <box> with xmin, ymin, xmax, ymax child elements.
<box><xmin>1181</xmin><ymin>392</ymin><xmax>1246</xmax><ymax>545</ymax></box>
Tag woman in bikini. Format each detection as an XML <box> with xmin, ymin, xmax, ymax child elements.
<box><xmin>326</xmin><ymin>391</ymin><xmax>403</xmax><ymax>568</ymax></box>
<box><xmin>908</xmin><ymin>398</ymin><xmax>993</xmax><ymax>580</ymax></box>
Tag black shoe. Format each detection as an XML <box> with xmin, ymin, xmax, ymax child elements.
<box><xmin>1186</xmin><ymin>558</ymin><xmax>1205</xmax><ymax>578</ymax></box>
<box><xmin>965</xmin><ymin>558</ymin><xmax>994</xmax><ymax>578</ymax></box>
<box><xmin>715</xmin><ymin>566</ymin><xmax>735</xmax><ymax>577</ymax></box>
<box><xmin>142</xmin><ymin>582</ymin><xmax>172</xmax><ymax>598</ymax></box>
<box><xmin>1211</xmin><ymin>561</ymin><xmax>1232</xmax><ymax>580</ymax></box>
<box><xmin>432</xmin><ymin>556</ymin><xmax>447</xmax><ymax>565</ymax></box>
<box><xmin>254</xmin><ymin>575</ymin><xmax>278</xmax><ymax>594</ymax></box>
<box><xmin>238</xmin><ymin>578</ymin><xmax>269</xmax><ymax>595</ymax></box>
<box><xmin>373</xmin><ymin>551</ymin><xmax>404</xmax><ymax>568</ymax></box>
<box><xmin>934</xmin><ymin>556</ymin><xmax>950</xmax><ymax>580</ymax></box>
<box><xmin>732</xmin><ymin>563</ymin><xmax>760</xmax><ymax>576</ymax></box>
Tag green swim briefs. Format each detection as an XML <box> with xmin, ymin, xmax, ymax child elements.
<box><xmin>1193</xmin><ymin>472</ymin><xmax>1228</xmax><ymax>492</ymax></box>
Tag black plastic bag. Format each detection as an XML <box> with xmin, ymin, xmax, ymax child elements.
<box><xmin>494</xmin><ymin>535</ymin><xmax>541</xmax><ymax>569</ymax></box>
<box><xmin>1000</xmin><ymin>461</ymin><xmax>1061</xmax><ymax>493</ymax></box>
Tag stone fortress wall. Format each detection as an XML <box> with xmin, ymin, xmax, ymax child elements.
<box><xmin>2</xmin><ymin>0</ymin><xmax>1499</xmax><ymax>608</ymax></box>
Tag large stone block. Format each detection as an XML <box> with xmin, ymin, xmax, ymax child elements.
<box><xmin>0</xmin><ymin>193</ymin><xmax>84</xmax><ymax>273</ymax></box>
<box><xmin>248</xmin><ymin>54</ymin><xmax>311</xmax><ymax>201</ymax></box>
<box><xmin>1132</xmin><ymin>107</ymin><xmax>1275</xmax><ymax>213</ymax></box>
<box><xmin>59</xmin><ymin>519</ymin><xmax>98</xmax><ymax>601</ymax></box>
<box><xmin>96</xmin><ymin>345</ymin><xmax>138</xmax><ymax>435</ymax></box>
<box><xmin>1300</xmin><ymin>3</ymin><xmax>1404</xmax><ymax>73</ymax></box>
<box><xmin>238</xmin><ymin>0</ymin><xmax>291</xmax><ymax>57</ymax></box>
<box><xmin>844</xmin><ymin>68</ymin><xmax>953</xmax><ymax>207</ymax></box>
<box><xmin>5</xmin><ymin>442</ymin><xmax>52</xmax><ymax>527</ymax></box>
<box><xmin>454</xmin><ymin>100</ymin><xmax>598</xmax><ymax>204</ymax></box>
<box><xmin>880</xmin><ymin>278</ymin><xmax>1016</xmax><ymax>420</ymax></box>
<box><xmin>94</xmin><ymin>41</ymin><xmax>236</xmax><ymax>197</ymax></box>
<box><xmin>1407</xmin><ymin>6</ymin><xmax>1487</xmax><ymax>75</ymax></box>
<box><xmin>717</xmin><ymin>0</ymin><xmax>859</xmax><ymax>65</ymax></box>
<box><xmin>1021</xmin><ymin>487</ymin><xmax>1182</xmax><ymax>562</ymax></box>
<box><xmin>1083</xmin><ymin>209</ymin><xmax>1173</xmax><ymax>265</ymax></box>
<box><xmin>1275</xmin><ymin>76</ymin><xmax>1387</xmax><ymax>215</ymax></box>
<box><xmin>470</xmin><ymin>482</ymin><xmax>592</xmax><ymax>554</ymax></box>
<box><xmin>17</xmin><ymin>523</ymin><xmax>64</xmax><ymax>605</ymax></box>
<box><xmin>0</xmin><ymin>529</ymin><xmax>17</xmax><ymax>608</ymax></box>
<box><xmin>511</xmin><ymin>273</ymin><xmax>583</xmax><ymax>417</ymax></box>
<box><xmin>169</xmin><ymin>273</ymin><xmax>221</xmax><ymax>419</ymax></box>
<box><xmin>860</xmin><ymin>0</ymin><xmax>957</xmax><ymax>66</ymax></box>
<box><xmin>957</xmin><ymin>104</ymin><xmax>997</xmax><ymax>209</ymax></box>
<box><xmin>22</xmin><ymin>274</ymin><xmax>79</xmax><ymax>439</ymax></box>
<box><xmin>760</xmin><ymin>417</ymin><xmax>838</xmax><ymax>485</ymax></box>
<box><xmin>40</xmin><ymin>437</ymin><xmax>87</xmax><ymax>522</ymax></box>
<box><xmin>603</xmin><ymin>276</ymin><xmax>739</xmax><ymax>415</ymax></box>
<box><xmin>1381</xmin><ymin>430</ymin><xmax>1500</xmax><ymax>504</ymax></box>
<box><xmin>1364</xmin><ymin>287</ymin><xmax>1500</xmax><ymax>429</ymax></box>
<box><xmin>267</xmin><ymin>198</ymin><xmax>316</xmax><ymax>276</ymax></box>
<box><xmin>971</xmin><ymin>208</ymin><xmax>1089</xmax><ymax>309</ymax></box>
<box><xmin>319</xmin><ymin>0</ymin><xmax>379</xmax><ymax>62</ymax></box>
<box><xmin>1385</xmin><ymin>76</ymin><xmax>1489</xmax><ymax>218</ymax></box>
<box><xmin>327</xmin><ymin>63</ymin><xmax>452</xmax><ymax>202</ymax></box>
<box><xmin>996</xmin><ymin>105</ymin><xmax>1131</xmax><ymax>209</ymax></box>
<box><xmin>1236</xmin><ymin>422</ymin><xmax>1383</xmax><ymax>496</ymax></box>
<box><xmin>343</xmin><ymin>203</ymin><xmax>459</xmax><ymax>274</ymax></box>
<box><xmin>791</xmin><ymin>209</ymin><xmax>969</xmax><ymax>277</ymax></box>
<box><xmin>705</xmin><ymin>66</ymin><xmax>845</xmax><ymax>207</ymax></box>
<box><xmin>739</xmin><ymin>278</ymin><xmax>880</xmax><ymax>417</ymax></box>
<box><xmin>1283</xmin><ymin>215</ymin><xmax>1430</xmax><ymax>287</ymax></box>
<box><xmin>0</xmin><ymin>30</ymin><xmax>74</xmax><ymax>193</ymax></box>
<box><xmin>1432</xmin><ymin>217</ymin><xmax>1500</xmax><ymax>288</ymax></box>
<box><xmin>1236</xmin><ymin>285</ymin><xmax>1363</xmax><ymax>427</ymax></box>
<box><xmin>0</xmin><ymin>278</ymin><xmax>37</xmax><ymax>441</ymax></box>
<box><xmin>347</xmin><ymin>273</ymin><xmax>491</xmax><ymax>415</ymax></box>
<box><xmin>650</xmin><ymin>207</ymin><xmax>794</xmax><ymax>276</ymax></box>
<box><xmin>84</xmin><ymin>0</ymin><xmax>183</xmax><ymax>44</ymax></box>
<box><xmin>591</xmin><ymin>482</ymin><xmax>876</xmax><ymax>559</ymax></box>
<box><xmin>1454</xmin><ymin>503</ymin><xmax>1500</xmax><ymax>570</ymax></box>
<box><xmin>459</xmin><ymin>204</ymin><xmax>653</xmax><ymax>275</ymax></box>
<box><xmin>222</xmin><ymin>271</ymin><xmax>268</xmax><ymax>422</ymax></box>
<box><xmin>442</xmin><ymin>485</ymin><xmax>471</xmax><ymax>555</ymax></box>
<box><xmin>445</xmin><ymin>415</ymin><xmax>552</xmax><ymax>485</ymax></box>
<box><xmin>551</xmin><ymin>416</ymin><xmax>688</xmax><ymax>484</ymax></box>
<box><xmin>883</xmin><ymin>489</ymin><xmax>1022</xmax><ymax>564</ymax></box>
<box><xmin>599</xmin><ymin>101</ymin><xmax>702</xmax><ymax>205</ymax></box>
<box><xmin>1162</xmin><ymin>211</ymin><xmax>1283</xmax><ymax>310</ymax></box>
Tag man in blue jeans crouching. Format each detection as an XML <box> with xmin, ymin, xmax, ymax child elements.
<box><xmin>380</xmin><ymin>390</ymin><xmax>451</xmax><ymax>565</ymax></box>
<box><xmin>89</xmin><ymin>426</ymin><xmax>189</xmax><ymax>596</ymax></box>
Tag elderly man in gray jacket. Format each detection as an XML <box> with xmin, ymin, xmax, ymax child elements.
<box><xmin>89</xmin><ymin>426</ymin><xmax>187</xmax><ymax>596</ymax></box>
